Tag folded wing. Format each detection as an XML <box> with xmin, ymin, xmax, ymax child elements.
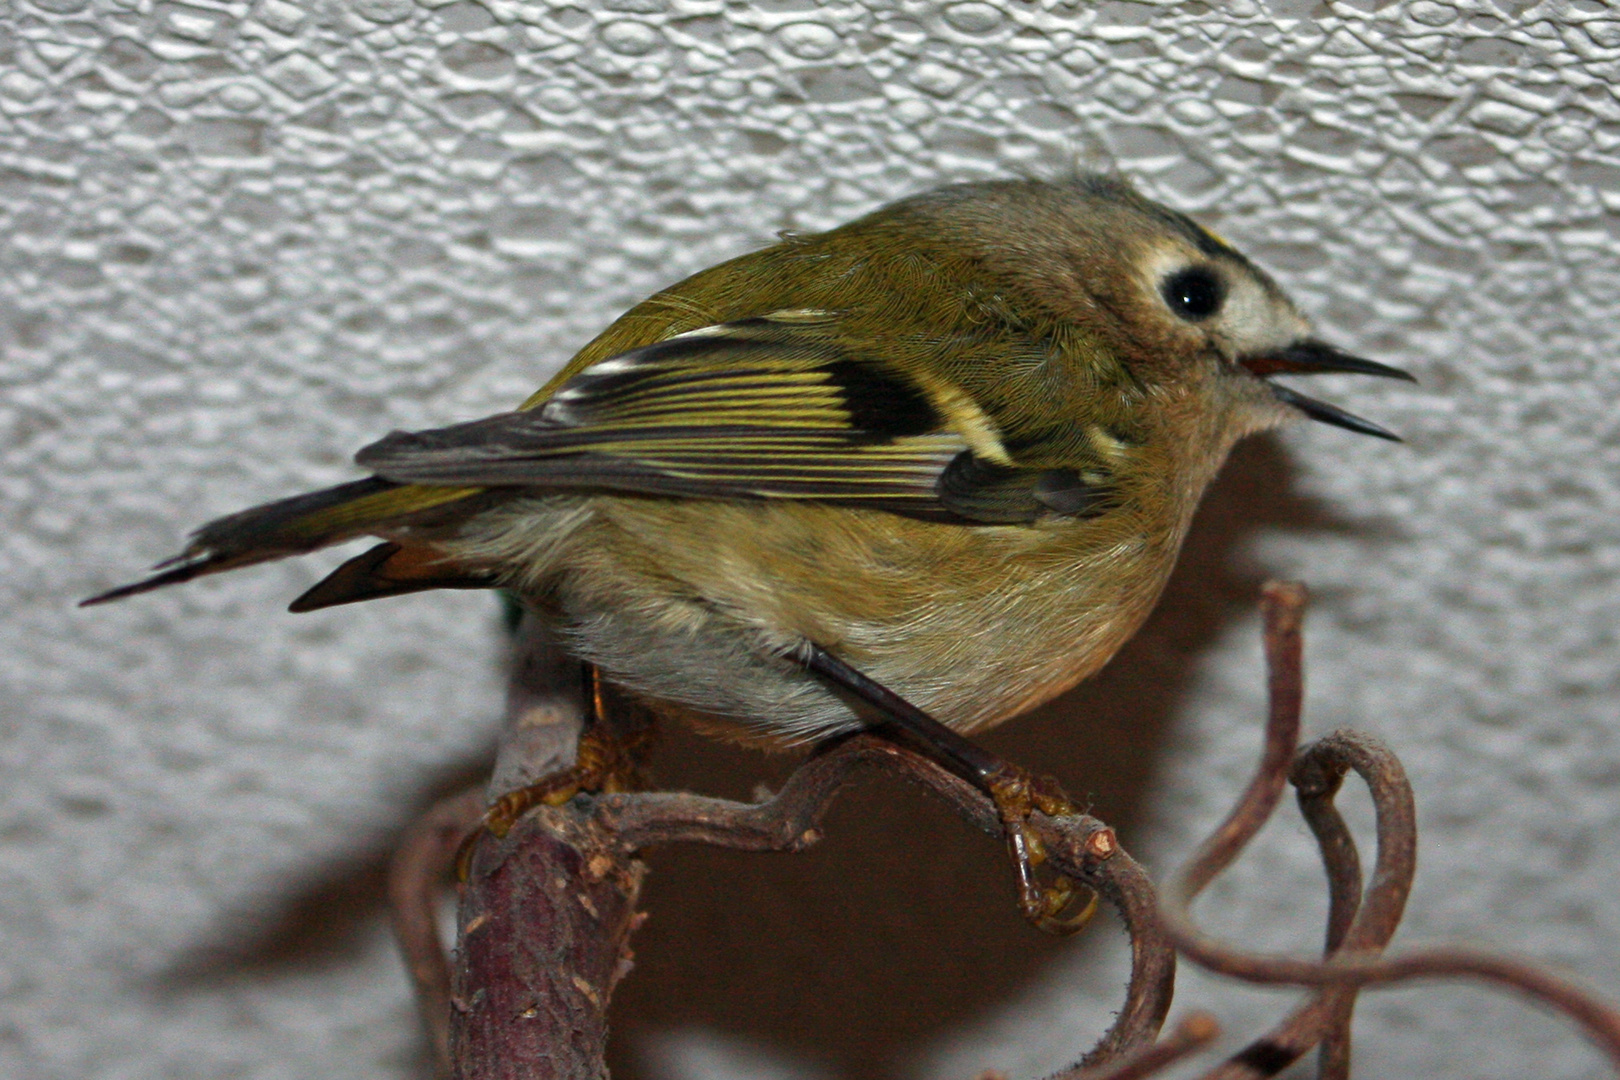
<box><xmin>84</xmin><ymin>311</ymin><xmax>1117</xmax><ymax>609</ymax></box>
<box><xmin>358</xmin><ymin>311</ymin><xmax>1109</xmax><ymax>525</ymax></box>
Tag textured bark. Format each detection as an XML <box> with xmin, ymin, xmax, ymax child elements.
<box><xmin>451</xmin><ymin>805</ymin><xmax>646</xmax><ymax>1080</ymax></box>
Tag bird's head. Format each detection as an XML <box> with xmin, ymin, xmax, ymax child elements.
<box><xmin>914</xmin><ymin>176</ymin><xmax>1415</xmax><ymax>448</ymax></box>
<box><xmin>1118</xmin><ymin>192</ymin><xmax>1415</xmax><ymax>444</ymax></box>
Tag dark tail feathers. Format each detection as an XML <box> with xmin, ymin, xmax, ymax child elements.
<box><xmin>288</xmin><ymin>541</ymin><xmax>497</xmax><ymax>612</ymax></box>
<box><xmin>81</xmin><ymin>477</ymin><xmax>407</xmax><ymax>607</ymax></box>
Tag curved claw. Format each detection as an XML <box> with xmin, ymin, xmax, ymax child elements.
<box><xmin>989</xmin><ymin>764</ymin><xmax>1099</xmax><ymax>937</ymax></box>
<box><xmin>1032</xmin><ymin>875</ymin><xmax>1101</xmax><ymax>935</ymax></box>
<box><xmin>453</xmin><ymin>725</ymin><xmax>650</xmax><ymax>881</ymax></box>
<box><xmin>453</xmin><ymin>771</ymin><xmax>588</xmax><ymax>881</ymax></box>
<box><xmin>1005</xmin><ymin>820</ymin><xmax>1102</xmax><ymax>936</ymax></box>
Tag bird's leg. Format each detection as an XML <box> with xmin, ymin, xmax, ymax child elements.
<box><xmin>798</xmin><ymin>644</ymin><xmax>1098</xmax><ymax>935</ymax></box>
<box><xmin>456</xmin><ymin>664</ymin><xmax>651</xmax><ymax>879</ymax></box>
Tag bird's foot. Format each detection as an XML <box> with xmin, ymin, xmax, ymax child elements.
<box><xmin>794</xmin><ymin>641</ymin><xmax>1102</xmax><ymax>935</ymax></box>
<box><xmin>454</xmin><ymin>726</ymin><xmax>649</xmax><ymax>880</ymax></box>
<box><xmin>983</xmin><ymin>764</ymin><xmax>1100</xmax><ymax>935</ymax></box>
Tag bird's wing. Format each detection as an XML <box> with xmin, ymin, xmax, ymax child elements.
<box><xmin>357</xmin><ymin>310</ymin><xmax>1112</xmax><ymax>525</ymax></box>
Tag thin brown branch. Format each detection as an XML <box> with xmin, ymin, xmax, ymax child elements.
<box><xmin>1159</xmin><ymin>580</ymin><xmax>1620</xmax><ymax>1076</ymax></box>
<box><xmin>1286</xmin><ymin>745</ymin><xmax>1365</xmax><ymax>1080</ymax></box>
<box><xmin>1295</xmin><ymin>948</ymin><xmax>1620</xmax><ymax>1056</ymax></box>
<box><xmin>1292</xmin><ymin>751</ymin><xmax>1365</xmax><ymax>1080</ymax></box>
<box><xmin>1042</xmin><ymin>823</ymin><xmax>1175</xmax><ymax>1072</ymax></box>
<box><xmin>1165</xmin><ymin>580</ymin><xmax>1306</xmax><ymax>915</ymax></box>
<box><xmin>388</xmin><ymin>787</ymin><xmax>487</xmax><ymax>1076</ymax></box>
<box><xmin>1296</xmin><ymin>758</ymin><xmax>1364</xmax><ymax>959</ymax></box>
<box><xmin>1200</xmin><ymin>731</ymin><xmax>1415</xmax><ymax>1080</ymax></box>
<box><xmin>596</xmin><ymin>733</ymin><xmax>1176</xmax><ymax>1071</ymax></box>
<box><xmin>1065</xmin><ymin>1013</ymin><xmax>1220</xmax><ymax>1080</ymax></box>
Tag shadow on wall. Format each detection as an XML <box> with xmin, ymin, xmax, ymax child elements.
<box><xmin>607</xmin><ymin>433</ymin><xmax>1368</xmax><ymax>1080</ymax></box>
<box><xmin>151</xmin><ymin>434</ymin><xmax>1374</xmax><ymax>1080</ymax></box>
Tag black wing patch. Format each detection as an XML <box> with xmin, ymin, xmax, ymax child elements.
<box><xmin>819</xmin><ymin>357</ymin><xmax>937</xmax><ymax>437</ymax></box>
<box><xmin>937</xmin><ymin>454</ymin><xmax>1112</xmax><ymax>523</ymax></box>
<box><xmin>358</xmin><ymin>313</ymin><xmax>1114</xmax><ymax>524</ymax></box>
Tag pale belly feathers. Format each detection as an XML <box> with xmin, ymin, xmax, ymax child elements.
<box><xmin>439</xmin><ymin>494</ymin><xmax>1179</xmax><ymax>745</ymax></box>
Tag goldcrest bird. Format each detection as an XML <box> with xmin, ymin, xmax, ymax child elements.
<box><xmin>85</xmin><ymin>176</ymin><xmax>1410</xmax><ymax>921</ymax></box>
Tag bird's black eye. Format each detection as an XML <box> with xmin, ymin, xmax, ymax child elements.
<box><xmin>1161</xmin><ymin>266</ymin><xmax>1224</xmax><ymax>321</ymax></box>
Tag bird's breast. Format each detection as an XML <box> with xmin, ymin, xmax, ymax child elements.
<box><xmin>498</xmin><ymin>495</ymin><xmax>1183</xmax><ymax>741</ymax></box>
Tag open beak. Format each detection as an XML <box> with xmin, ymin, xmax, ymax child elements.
<box><xmin>1240</xmin><ymin>338</ymin><xmax>1415</xmax><ymax>442</ymax></box>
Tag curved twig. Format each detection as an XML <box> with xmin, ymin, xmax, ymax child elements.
<box><xmin>1291</xmin><ymin>747</ymin><xmax>1365</xmax><ymax>1080</ymax></box>
<box><xmin>1038</xmin><ymin>818</ymin><xmax>1175</xmax><ymax>1072</ymax></box>
<box><xmin>1165</xmin><ymin>581</ymin><xmax>1307</xmax><ymax>915</ymax></box>
<box><xmin>1203</xmin><ymin>731</ymin><xmax>1414</xmax><ymax>1079</ymax></box>
<box><xmin>1160</xmin><ymin>580</ymin><xmax>1620</xmax><ymax>1075</ymax></box>
<box><xmin>595</xmin><ymin>733</ymin><xmax>1176</xmax><ymax>1069</ymax></box>
<box><xmin>1068</xmin><ymin>1013</ymin><xmax>1220</xmax><ymax>1080</ymax></box>
<box><xmin>388</xmin><ymin>786</ymin><xmax>487</xmax><ymax>1076</ymax></box>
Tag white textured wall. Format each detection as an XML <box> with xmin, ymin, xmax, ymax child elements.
<box><xmin>5</xmin><ymin>0</ymin><xmax>1620</xmax><ymax>1077</ymax></box>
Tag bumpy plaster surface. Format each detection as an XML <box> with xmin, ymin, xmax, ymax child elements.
<box><xmin>4</xmin><ymin>0</ymin><xmax>1620</xmax><ymax>1077</ymax></box>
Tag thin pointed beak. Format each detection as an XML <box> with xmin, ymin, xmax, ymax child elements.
<box><xmin>1239</xmin><ymin>338</ymin><xmax>1416</xmax><ymax>382</ymax></box>
<box><xmin>1268</xmin><ymin>383</ymin><xmax>1402</xmax><ymax>441</ymax></box>
<box><xmin>1240</xmin><ymin>338</ymin><xmax>1413</xmax><ymax>442</ymax></box>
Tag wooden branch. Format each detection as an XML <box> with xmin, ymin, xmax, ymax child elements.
<box><xmin>452</xmin><ymin>803</ymin><xmax>646</xmax><ymax>1080</ymax></box>
<box><xmin>487</xmin><ymin>612</ymin><xmax>591</xmax><ymax>797</ymax></box>
<box><xmin>447</xmin><ymin>609</ymin><xmax>654</xmax><ymax>1080</ymax></box>
<box><xmin>423</xmin><ymin>638</ymin><xmax>1174</xmax><ymax>1078</ymax></box>
<box><xmin>385</xmin><ymin>581</ymin><xmax>1620</xmax><ymax>1080</ymax></box>
<box><xmin>1158</xmin><ymin>581</ymin><xmax>1620</xmax><ymax>1076</ymax></box>
<box><xmin>389</xmin><ymin>786</ymin><xmax>485</xmax><ymax>1075</ymax></box>
<box><xmin>1197</xmin><ymin>730</ymin><xmax>1413</xmax><ymax>1080</ymax></box>
<box><xmin>593</xmin><ymin>734</ymin><xmax>1177</xmax><ymax>1070</ymax></box>
<box><xmin>1066</xmin><ymin>1013</ymin><xmax>1220</xmax><ymax>1080</ymax></box>
<box><xmin>438</xmin><ymin>727</ymin><xmax>1172</xmax><ymax>1077</ymax></box>
<box><xmin>1291</xmin><ymin>741</ymin><xmax>1366</xmax><ymax>1080</ymax></box>
<box><xmin>388</xmin><ymin>608</ymin><xmax>598</xmax><ymax>1077</ymax></box>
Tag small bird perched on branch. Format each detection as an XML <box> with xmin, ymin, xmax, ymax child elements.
<box><xmin>85</xmin><ymin>176</ymin><xmax>1411</xmax><ymax>929</ymax></box>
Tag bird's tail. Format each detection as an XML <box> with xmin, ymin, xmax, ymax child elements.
<box><xmin>80</xmin><ymin>477</ymin><xmax>486</xmax><ymax>608</ymax></box>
